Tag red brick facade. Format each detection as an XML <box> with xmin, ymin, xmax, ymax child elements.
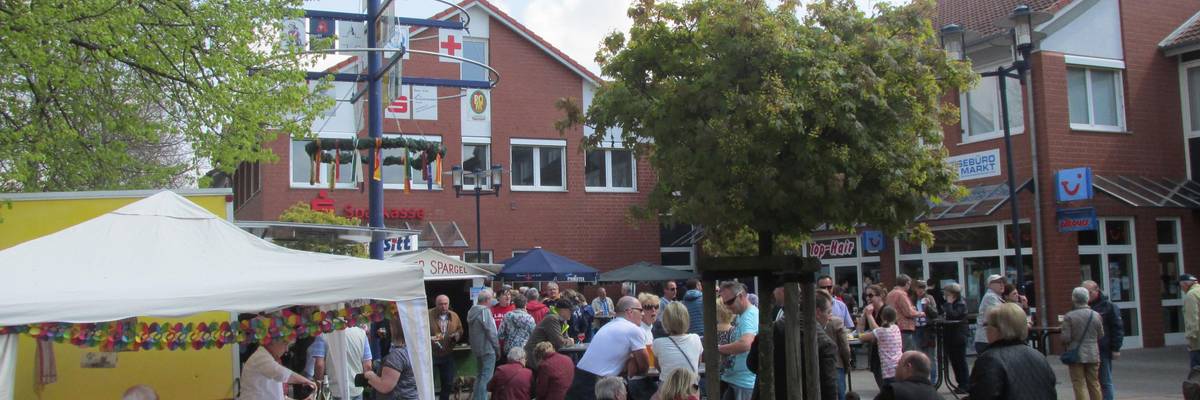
<box><xmin>234</xmin><ymin>2</ymin><xmax>661</xmax><ymax>271</ymax></box>
<box><xmin>816</xmin><ymin>0</ymin><xmax>1200</xmax><ymax>349</ymax></box>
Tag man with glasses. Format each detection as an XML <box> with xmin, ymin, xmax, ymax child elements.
<box><xmin>819</xmin><ymin>276</ymin><xmax>855</xmax><ymax>331</ymax></box>
<box><xmin>569</xmin><ymin>296</ymin><xmax>650</xmax><ymax>400</ymax></box>
<box><xmin>717</xmin><ymin>281</ymin><xmax>759</xmax><ymax>400</ymax></box>
<box><xmin>659</xmin><ymin>281</ymin><xmax>678</xmax><ymax>321</ymax></box>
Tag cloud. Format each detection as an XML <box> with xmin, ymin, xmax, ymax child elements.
<box><xmin>493</xmin><ymin>0</ymin><xmax>635</xmax><ymax>76</ymax></box>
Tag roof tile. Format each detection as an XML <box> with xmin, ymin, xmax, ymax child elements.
<box><xmin>936</xmin><ymin>0</ymin><xmax>1067</xmax><ymax>39</ymax></box>
<box><xmin>1162</xmin><ymin>11</ymin><xmax>1200</xmax><ymax>50</ymax></box>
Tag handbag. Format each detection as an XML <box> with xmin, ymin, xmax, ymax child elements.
<box><xmin>1060</xmin><ymin>311</ymin><xmax>1094</xmax><ymax>365</ymax></box>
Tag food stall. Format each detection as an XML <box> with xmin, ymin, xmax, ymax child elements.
<box><xmin>0</xmin><ymin>191</ymin><xmax>435</xmax><ymax>400</ymax></box>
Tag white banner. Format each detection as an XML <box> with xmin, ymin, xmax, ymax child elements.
<box><xmin>946</xmin><ymin>149</ymin><xmax>1001</xmax><ymax>181</ymax></box>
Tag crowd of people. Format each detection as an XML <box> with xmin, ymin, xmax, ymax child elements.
<box><xmin>222</xmin><ymin>270</ymin><xmax>1200</xmax><ymax>400</ymax></box>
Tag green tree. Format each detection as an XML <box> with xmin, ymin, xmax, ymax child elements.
<box><xmin>0</xmin><ymin>1</ymin><xmax>327</xmax><ymax>192</ymax></box>
<box><xmin>276</xmin><ymin>202</ymin><xmax>367</xmax><ymax>258</ymax></box>
<box><xmin>561</xmin><ymin>0</ymin><xmax>974</xmax><ymax>251</ymax></box>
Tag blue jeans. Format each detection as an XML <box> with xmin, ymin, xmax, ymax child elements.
<box><xmin>1099</xmin><ymin>353</ymin><xmax>1114</xmax><ymax>400</ymax></box>
<box><xmin>836</xmin><ymin>367</ymin><xmax>847</xmax><ymax>400</ymax></box>
<box><xmin>433</xmin><ymin>355</ymin><xmax>456</xmax><ymax>400</ymax></box>
<box><xmin>475</xmin><ymin>352</ymin><xmax>496</xmax><ymax>400</ymax></box>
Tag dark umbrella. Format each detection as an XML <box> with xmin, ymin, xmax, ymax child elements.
<box><xmin>498</xmin><ymin>247</ymin><xmax>599</xmax><ymax>282</ymax></box>
<box><xmin>598</xmin><ymin>261</ymin><xmax>695</xmax><ymax>282</ymax></box>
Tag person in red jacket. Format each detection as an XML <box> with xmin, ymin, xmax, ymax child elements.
<box><xmin>525</xmin><ymin>289</ymin><xmax>550</xmax><ymax>324</ymax></box>
<box><xmin>534</xmin><ymin>341</ymin><xmax>575</xmax><ymax>400</ymax></box>
<box><xmin>489</xmin><ymin>347</ymin><xmax>533</xmax><ymax>400</ymax></box>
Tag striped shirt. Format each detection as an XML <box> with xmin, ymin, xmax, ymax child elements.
<box><xmin>874</xmin><ymin>325</ymin><xmax>902</xmax><ymax>379</ymax></box>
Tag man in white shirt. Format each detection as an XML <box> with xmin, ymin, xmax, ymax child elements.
<box><xmin>569</xmin><ymin>296</ymin><xmax>650</xmax><ymax>400</ymax></box>
<box><xmin>974</xmin><ymin>274</ymin><xmax>1006</xmax><ymax>354</ymax></box>
<box><xmin>239</xmin><ymin>337</ymin><xmax>316</xmax><ymax>400</ymax></box>
<box><xmin>312</xmin><ymin>326</ymin><xmax>373</xmax><ymax>400</ymax></box>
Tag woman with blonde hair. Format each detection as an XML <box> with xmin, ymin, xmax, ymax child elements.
<box><xmin>968</xmin><ymin>303</ymin><xmax>1056</xmax><ymax>400</ymax></box>
<box><xmin>653</xmin><ymin>302</ymin><xmax>703</xmax><ymax>382</ymax></box>
<box><xmin>652</xmin><ymin>368</ymin><xmax>700</xmax><ymax>400</ymax></box>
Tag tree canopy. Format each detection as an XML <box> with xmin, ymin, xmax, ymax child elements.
<box><xmin>562</xmin><ymin>0</ymin><xmax>975</xmax><ymax>246</ymax></box>
<box><xmin>0</xmin><ymin>1</ymin><xmax>327</xmax><ymax>192</ymax></box>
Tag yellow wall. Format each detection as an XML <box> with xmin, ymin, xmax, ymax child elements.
<box><xmin>1</xmin><ymin>193</ymin><xmax>236</xmax><ymax>399</ymax></box>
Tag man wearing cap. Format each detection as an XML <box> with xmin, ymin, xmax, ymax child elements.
<box><xmin>1183</xmin><ymin>274</ymin><xmax>1200</xmax><ymax>368</ymax></box>
<box><xmin>974</xmin><ymin>274</ymin><xmax>1006</xmax><ymax>355</ymax></box>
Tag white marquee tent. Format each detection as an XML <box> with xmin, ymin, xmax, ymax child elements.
<box><xmin>0</xmin><ymin>191</ymin><xmax>435</xmax><ymax>400</ymax></box>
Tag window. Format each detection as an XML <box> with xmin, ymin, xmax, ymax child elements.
<box><xmin>290</xmin><ymin>134</ymin><xmax>356</xmax><ymax>188</ymax></box>
<box><xmin>512</xmin><ymin>250</ymin><xmax>528</xmax><ymax>258</ymax></box>
<box><xmin>586</xmin><ymin>148</ymin><xmax>636</xmax><ymax>192</ymax></box>
<box><xmin>510</xmin><ymin>139</ymin><xmax>566</xmax><ymax>191</ymax></box>
<box><xmin>928</xmin><ymin>226</ymin><xmax>998</xmax><ymax>253</ymax></box>
<box><xmin>462</xmin><ymin>138</ymin><xmax>491</xmax><ymax>188</ymax></box>
<box><xmin>1183</xmin><ymin>64</ymin><xmax>1200</xmax><ymax>179</ymax></box>
<box><xmin>461</xmin><ymin>39</ymin><xmax>487</xmax><ymax>82</ymax></box>
<box><xmin>961</xmin><ymin>74</ymin><xmax>1024</xmax><ymax>142</ymax></box>
<box><xmin>382</xmin><ymin>134</ymin><xmax>442</xmax><ymax>190</ymax></box>
<box><xmin>1068</xmin><ymin>66</ymin><xmax>1125</xmax><ymax>132</ymax></box>
<box><xmin>1079</xmin><ymin>218</ymin><xmax>1142</xmax><ymax>343</ymax></box>
<box><xmin>464</xmin><ymin>251</ymin><xmax>492</xmax><ymax>264</ymax></box>
<box><xmin>1159</xmin><ymin>219</ymin><xmax>1185</xmax><ymax>336</ymax></box>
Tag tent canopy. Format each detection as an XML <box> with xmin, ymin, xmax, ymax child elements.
<box><xmin>498</xmin><ymin>248</ymin><xmax>598</xmax><ymax>282</ymax></box>
<box><xmin>0</xmin><ymin>191</ymin><xmax>427</xmax><ymax>326</ymax></box>
<box><xmin>391</xmin><ymin>249</ymin><xmax>501</xmax><ymax>281</ymax></box>
<box><xmin>598</xmin><ymin>261</ymin><xmax>695</xmax><ymax>282</ymax></box>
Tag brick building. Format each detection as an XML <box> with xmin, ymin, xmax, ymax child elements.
<box><xmin>233</xmin><ymin>1</ymin><xmax>672</xmax><ymax>275</ymax></box>
<box><xmin>812</xmin><ymin>0</ymin><xmax>1200</xmax><ymax>349</ymax></box>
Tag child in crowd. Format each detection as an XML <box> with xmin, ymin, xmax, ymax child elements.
<box><xmin>859</xmin><ymin>305</ymin><xmax>902</xmax><ymax>387</ymax></box>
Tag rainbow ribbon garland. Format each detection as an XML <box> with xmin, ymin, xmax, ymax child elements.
<box><xmin>0</xmin><ymin>303</ymin><xmax>397</xmax><ymax>352</ymax></box>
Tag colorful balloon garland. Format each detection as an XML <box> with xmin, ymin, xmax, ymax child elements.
<box><xmin>0</xmin><ymin>302</ymin><xmax>396</xmax><ymax>352</ymax></box>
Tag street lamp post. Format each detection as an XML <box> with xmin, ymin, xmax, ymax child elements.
<box><xmin>452</xmin><ymin>164</ymin><xmax>503</xmax><ymax>263</ymax></box>
<box><xmin>941</xmin><ymin>5</ymin><xmax>1050</xmax><ymax>296</ymax></box>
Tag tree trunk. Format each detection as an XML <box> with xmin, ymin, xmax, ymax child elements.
<box><xmin>758</xmin><ymin>231</ymin><xmax>775</xmax><ymax>400</ymax></box>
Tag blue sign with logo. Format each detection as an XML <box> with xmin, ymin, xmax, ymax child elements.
<box><xmin>1056</xmin><ymin>207</ymin><xmax>1098</xmax><ymax>232</ymax></box>
<box><xmin>861</xmin><ymin>231</ymin><xmax>886</xmax><ymax>253</ymax></box>
<box><xmin>1055</xmin><ymin>167</ymin><xmax>1093</xmax><ymax>202</ymax></box>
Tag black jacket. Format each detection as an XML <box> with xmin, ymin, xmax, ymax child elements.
<box><xmin>747</xmin><ymin>321</ymin><xmax>838</xmax><ymax>400</ymax></box>
<box><xmin>874</xmin><ymin>376</ymin><xmax>944</xmax><ymax>400</ymax></box>
<box><xmin>967</xmin><ymin>340</ymin><xmax>1056</xmax><ymax>400</ymax></box>
<box><xmin>939</xmin><ymin>299</ymin><xmax>969</xmax><ymax>346</ymax></box>
<box><xmin>1089</xmin><ymin>293</ymin><xmax>1124</xmax><ymax>355</ymax></box>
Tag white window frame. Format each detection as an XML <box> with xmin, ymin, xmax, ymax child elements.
<box><xmin>290</xmin><ymin>132</ymin><xmax>357</xmax><ymax>189</ymax></box>
<box><xmin>1066</xmin><ymin>56</ymin><xmax>1127</xmax><ymax>133</ymax></box>
<box><xmin>660</xmin><ymin>246</ymin><xmax>695</xmax><ymax>269</ymax></box>
<box><xmin>1177</xmin><ymin>60</ymin><xmax>1200</xmax><ymax>179</ymax></box>
<box><xmin>512</xmin><ymin>250</ymin><xmax>529</xmax><ymax>258</ymax></box>
<box><xmin>585</xmin><ymin>147</ymin><xmax>637</xmax><ymax>193</ymax></box>
<box><xmin>461</xmin><ymin>38</ymin><xmax>489</xmax><ymax>82</ymax></box>
<box><xmin>381</xmin><ymin>134</ymin><xmax>443</xmax><ymax>191</ymax></box>
<box><xmin>510</xmin><ymin>138</ymin><xmax>568</xmax><ymax>192</ymax></box>
<box><xmin>462</xmin><ymin>136</ymin><xmax>492</xmax><ymax>188</ymax></box>
<box><xmin>1078</xmin><ymin>217</ymin><xmax>1142</xmax><ymax>348</ymax></box>
<box><xmin>959</xmin><ymin>61</ymin><xmax>1025</xmax><ymax>144</ymax></box>
<box><xmin>1159</xmin><ymin>217</ymin><xmax>1187</xmax><ymax>344</ymax></box>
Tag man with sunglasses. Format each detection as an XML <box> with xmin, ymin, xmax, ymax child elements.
<box><xmin>717</xmin><ymin>281</ymin><xmax>759</xmax><ymax>400</ymax></box>
<box><xmin>569</xmin><ymin>296</ymin><xmax>651</xmax><ymax>400</ymax></box>
<box><xmin>818</xmin><ymin>276</ymin><xmax>855</xmax><ymax>331</ymax></box>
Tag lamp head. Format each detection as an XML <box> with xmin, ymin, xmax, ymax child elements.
<box><xmin>940</xmin><ymin>24</ymin><xmax>965</xmax><ymax>61</ymax></box>
<box><xmin>490</xmin><ymin>164</ymin><xmax>503</xmax><ymax>194</ymax></box>
<box><xmin>451</xmin><ymin>165</ymin><xmax>464</xmax><ymax>196</ymax></box>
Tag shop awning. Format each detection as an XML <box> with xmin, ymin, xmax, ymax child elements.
<box><xmin>237</xmin><ymin>220</ymin><xmax>420</xmax><ymax>243</ymax></box>
<box><xmin>398</xmin><ymin>221</ymin><xmax>469</xmax><ymax>248</ymax></box>
<box><xmin>916</xmin><ymin>178</ymin><xmax>1032</xmax><ymax>222</ymax></box>
<box><xmin>391</xmin><ymin>249</ymin><xmax>501</xmax><ymax>281</ymax></box>
<box><xmin>1093</xmin><ymin>175</ymin><xmax>1200</xmax><ymax>208</ymax></box>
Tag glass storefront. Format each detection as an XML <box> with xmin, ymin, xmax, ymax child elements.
<box><xmin>1079</xmin><ymin>218</ymin><xmax>1142</xmax><ymax>347</ymax></box>
<box><xmin>809</xmin><ymin>236</ymin><xmax>882</xmax><ymax>311</ymax></box>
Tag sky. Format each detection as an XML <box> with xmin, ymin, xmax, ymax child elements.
<box><xmin>307</xmin><ymin>0</ymin><xmax>907</xmax><ymax>77</ymax></box>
